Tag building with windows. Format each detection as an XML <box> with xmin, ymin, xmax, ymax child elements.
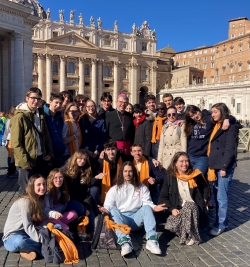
<box><xmin>159</xmin><ymin>17</ymin><xmax>250</xmax><ymax>120</ymax></box>
<box><xmin>32</xmin><ymin>12</ymin><xmax>172</xmax><ymax>106</ymax></box>
<box><xmin>0</xmin><ymin>0</ymin><xmax>41</xmax><ymax>110</ymax></box>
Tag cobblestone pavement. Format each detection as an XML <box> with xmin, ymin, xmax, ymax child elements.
<box><xmin>0</xmin><ymin>147</ymin><xmax>250</xmax><ymax>267</ymax></box>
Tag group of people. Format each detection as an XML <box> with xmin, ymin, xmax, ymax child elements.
<box><xmin>2</xmin><ymin>87</ymin><xmax>239</xmax><ymax>260</ymax></box>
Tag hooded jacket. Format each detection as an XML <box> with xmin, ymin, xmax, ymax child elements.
<box><xmin>10</xmin><ymin>102</ymin><xmax>53</xmax><ymax>169</ymax></box>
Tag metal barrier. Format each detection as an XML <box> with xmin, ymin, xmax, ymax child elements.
<box><xmin>238</xmin><ymin>128</ymin><xmax>250</xmax><ymax>152</ymax></box>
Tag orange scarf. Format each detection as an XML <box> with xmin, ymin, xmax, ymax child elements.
<box><xmin>207</xmin><ymin>122</ymin><xmax>221</xmax><ymax>181</ymax></box>
<box><xmin>65</xmin><ymin>119</ymin><xmax>82</xmax><ymax>156</ymax></box>
<box><xmin>47</xmin><ymin>223</ymin><xmax>79</xmax><ymax>264</ymax></box>
<box><xmin>101</xmin><ymin>157</ymin><xmax>123</xmax><ymax>203</ymax></box>
<box><xmin>175</xmin><ymin>169</ymin><xmax>203</xmax><ymax>188</ymax></box>
<box><xmin>151</xmin><ymin>117</ymin><xmax>167</xmax><ymax>143</ymax></box>
<box><xmin>77</xmin><ymin>216</ymin><xmax>89</xmax><ymax>233</ymax></box>
<box><xmin>133</xmin><ymin>156</ymin><xmax>149</xmax><ymax>187</ymax></box>
<box><xmin>104</xmin><ymin>215</ymin><xmax>131</xmax><ymax>234</ymax></box>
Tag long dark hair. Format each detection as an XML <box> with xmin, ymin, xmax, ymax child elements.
<box><xmin>117</xmin><ymin>161</ymin><xmax>140</xmax><ymax>189</ymax></box>
<box><xmin>211</xmin><ymin>103</ymin><xmax>230</xmax><ymax>122</ymax></box>
<box><xmin>47</xmin><ymin>168</ymin><xmax>69</xmax><ymax>205</ymax></box>
<box><xmin>184</xmin><ymin>105</ymin><xmax>205</xmax><ymax>136</ymax></box>
<box><xmin>167</xmin><ymin>152</ymin><xmax>194</xmax><ymax>176</ymax></box>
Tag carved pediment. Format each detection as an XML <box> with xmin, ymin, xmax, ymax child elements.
<box><xmin>46</xmin><ymin>31</ymin><xmax>99</xmax><ymax>49</ymax></box>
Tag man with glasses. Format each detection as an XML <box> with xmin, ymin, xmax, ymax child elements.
<box><xmin>98</xmin><ymin>93</ymin><xmax>114</xmax><ymax>119</ymax></box>
<box><xmin>105</xmin><ymin>94</ymin><xmax>134</xmax><ymax>154</ymax></box>
<box><xmin>10</xmin><ymin>87</ymin><xmax>53</xmax><ymax>195</ymax></box>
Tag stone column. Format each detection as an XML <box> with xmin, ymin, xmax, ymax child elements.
<box><xmin>37</xmin><ymin>54</ymin><xmax>44</xmax><ymax>91</ymax></box>
<box><xmin>91</xmin><ymin>59</ymin><xmax>97</xmax><ymax>103</ymax></box>
<box><xmin>14</xmin><ymin>33</ymin><xmax>24</xmax><ymax>105</ymax></box>
<box><xmin>151</xmin><ymin>65</ymin><xmax>157</xmax><ymax>96</ymax></box>
<box><xmin>60</xmin><ymin>55</ymin><xmax>66</xmax><ymax>92</ymax></box>
<box><xmin>2</xmin><ymin>40</ymin><xmax>9</xmax><ymax>111</ymax></box>
<box><xmin>46</xmin><ymin>54</ymin><xmax>52</xmax><ymax>102</ymax></box>
<box><xmin>79</xmin><ymin>58</ymin><xmax>85</xmax><ymax>95</ymax></box>
<box><xmin>130</xmin><ymin>63</ymin><xmax>138</xmax><ymax>104</ymax></box>
<box><xmin>113</xmin><ymin>61</ymin><xmax>120</xmax><ymax>108</ymax></box>
<box><xmin>97</xmin><ymin>60</ymin><xmax>103</xmax><ymax>102</ymax></box>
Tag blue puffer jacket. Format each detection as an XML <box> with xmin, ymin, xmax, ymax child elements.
<box><xmin>43</xmin><ymin>104</ymin><xmax>66</xmax><ymax>160</ymax></box>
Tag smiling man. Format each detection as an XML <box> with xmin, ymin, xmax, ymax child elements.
<box><xmin>10</xmin><ymin>87</ymin><xmax>53</xmax><ymax>195</ymax></box>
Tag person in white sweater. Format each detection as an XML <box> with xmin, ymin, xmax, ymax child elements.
<box><xmin>3</xmin><ymin>175</ymin><xmax>46</xmax><ymax>261</ymax></box>
<box><xmin>99</xmin><ymin>161</ymin><xmax>167</xmax><ymax>256</ymax></box>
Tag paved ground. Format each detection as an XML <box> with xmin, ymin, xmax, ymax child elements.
<box><xmin>0</xmin><ymin>147</ymin><xmax>250</xmax><ymax>267</ymax></box>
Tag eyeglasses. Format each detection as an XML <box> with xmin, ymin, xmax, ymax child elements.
<box><xmin>53</xmin><ymin>177</ymin><xmax>63</xmax><ymax>181</ymax></box>
<box><xmin>156</xmin><ymin>108</ymin><xmax>165</xmax><ymax>111</ymax></box>
<box><xmin>28</xmin><ymin>97</ymin><xmax>42</xmax><ymax>101</ymax></box>
<box><xmin>118</xmin><ymin>101</ymin><xmax>127</xmax><ymax>105</ymax></box>
<box><xmin>102</xmin><ymin>100</ymin><xmax>111</xmax><ymax>103</ymax></box>
<box><xmin>167</xmin><ymin>113</ymin><xmax>176</xmax><ymax>117</ymax></box>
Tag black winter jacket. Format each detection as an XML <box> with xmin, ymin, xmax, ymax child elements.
<box><xmin>159</xmin><ymin>171</ymin><xmax>209</xmax><ymax>227</ymax></box>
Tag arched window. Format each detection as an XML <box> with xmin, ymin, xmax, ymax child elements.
<box><xmin>53</xmin><ymin>62</ymin><xmax>58</xmax><ymax>74</ymax></box>
<box><xmin>141</xmin><ymin>70</ymin><xmax>147</xmax><ymax>81</ymax></box>
<box><xmin>104</xmin><ymin>66</ymin><xmax>110</xmax><ymax>77</ymax></box>
<box><xmin>68</xmin><ymin>62</ymin><xmax>75</xmax><ymax>74</ymax></box>
<box><xmin>84</xmin><ymin>66</ymin><xmax>90</xmax><ymax>76</ymax></box>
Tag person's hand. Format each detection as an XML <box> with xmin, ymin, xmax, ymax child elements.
<box><xmin>93</xmin><ymin>150</ymin><xmax>99</xmax><ymax>158</ymax></box>
<box><xmin>222</xmin><ymin>119</ymin><xmax>230</xmax><ymax>130</ymax></box>
<box><xmin>44</xmin><ymin>155</ymin><xmax>51</xmax><ymax>161</ymax></box>
<box><xmin>177</xmin><ymin>120</ymin><xmax>184</xmax><ymax>126</ymax></box>
<box><xmin>220</xmin><ymin>170</ymin><xmax>226</xmax><ymax>177</ymax></box>
<box><xmin>148</xmin><ymin>177</ymin><xmax>155</xmax><ymax>185</ymax></box>
<box><xmin>95</xmin><ymin>173</ymin><xmax>107</xmax><ymax>179</ymax></box>
<box><xmin>55</xmin><ymin>212</ymin><xmax>63</xmax><ymax>219</ymax></box>
<box><xmin>152</xmin><ymin>159</ymin><xmax>162</xmax><ymax>168</ymax></box>
<box><xmin>85</xmin><ymin>210</ymin><xmax>90</xmax><ymax>216</ymax></box>
<box><xmin>25</xmin><ymin>166</ymin><xmax>32</xmax><ymax>170</ymax></box>
<box><xmin>99</xmin><ymin>151</ymin><xmax>105</xmax><ymax>159</ymax></box>
<box><xmin>153</xmin><ymin>204</ymin><xmax>167</xmax><ymax>212</ymax></box>
<box><xmin>97</xmin><ymin>205</ymin><xmax>109</xmax><ymax>214</ymax></box>
<box><xmin>172</xmin><ymin>209</ymin><xmax>180</xmax><ymax>216</ymax></box>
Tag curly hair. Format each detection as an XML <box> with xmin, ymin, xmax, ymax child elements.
<box><xmin>15</xmin><ymin>174</ymin><xmax>46</xmax><ymax>222</ymax></box>
<box><xmin>167</xmin><ymin>152</ymin><xmax>194</xmax><ymax>176</ymax></box>
<box><xmin>47</xmin><ymin>168</ymin><xmax>69</xmax><ymax>205</ymax></box>
<box><xmin>65</xmin><ymin>149</ymin><xmax>92</xmax><ymax>184</ymax></box>
<box><xmin>116</xmin><ymin>161</ymin><xmax>140</xmax><ymax>189</ymax></box>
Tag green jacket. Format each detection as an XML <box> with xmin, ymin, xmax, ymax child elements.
<box><xmin>10</xmin><ymin>103</ymin><xmax>53</xmax><ymax>169</ymax></box>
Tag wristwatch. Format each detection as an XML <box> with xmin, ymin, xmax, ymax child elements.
<box><xmin>73</xmin><ymin>134</ymin><xmax>77</xmax><ymax>139</ymax></box>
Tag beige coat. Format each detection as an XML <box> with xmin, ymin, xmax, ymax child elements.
<box><xmin>157</xmin><ymin>124</ymin><xmax>187</xmax><ymax>169</ymax></box>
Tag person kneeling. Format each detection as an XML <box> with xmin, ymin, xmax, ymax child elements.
<box><xmin>99</xmin><ymin>161</ymin><xmax>166</xmax><ymax>256</ymax></box>
<box><xmin>159</xmin><ymin>152</ymin><xmax>209</xmax><ymax>245</ymax></box>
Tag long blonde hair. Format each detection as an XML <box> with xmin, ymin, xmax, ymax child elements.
<box><xmin>65</xmin><ymin>149</ymin><xmax>92</xmax><ymax>184</ymax></box>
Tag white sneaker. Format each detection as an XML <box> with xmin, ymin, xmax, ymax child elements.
<box><xmin>146</xmin><ymin>239</ymin><xmax>162</xmax><ymax>254</ymax></box>
<box><xmin>186</xmin><ymin>239</ymin><xmax>195</xmax><ymax>246</ymax></box>
<box><xmin>121</xmin><ymin>242</ymin><xmax>133</xmax><ymax>256</ymax></box>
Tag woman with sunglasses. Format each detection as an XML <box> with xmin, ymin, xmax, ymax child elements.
<box><xmin>158</xmin><ymin>106</ymin><xmax>186</xmax><ymax>169</ymax></box>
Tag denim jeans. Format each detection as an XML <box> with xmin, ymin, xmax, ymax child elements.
<box><xmin>188</xmin><ymin>154</ymin><xmax>208</xmax><ymax>176</ymax></box>
<box><xmin>213</xmin><ymin>168</ymin><xmax>234</xmax><ymax>230</ymax></box>
<box><xmin>110</xmin><ymin>205</ymin><xmax>157</xmax><ymax>242</ymax></box>
<box><xmin>4</xmin><ymin>231</ymin><xmax>41</xmax><ymax>256</ymax></box>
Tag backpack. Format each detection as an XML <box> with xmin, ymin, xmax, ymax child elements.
<box><xmin>91</xmin><ymin>214</ymin><xmax>131</xmax><ymax>250</ymax></box>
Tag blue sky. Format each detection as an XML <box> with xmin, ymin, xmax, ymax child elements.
<box><xmin>39</xmin><ymin>0</ymin><xmax>250</xmax><ymax>52</ymax></box>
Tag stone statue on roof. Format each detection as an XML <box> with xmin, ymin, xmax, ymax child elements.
<box><xmin>114</xmin><ymin>20</ymin><xmax>118</xmax><ymax>31</ymax></box>
<box><xmin>79</xmin><ymin>13</ymin><xmax>83</xmax><ymax>24</ymax></box>
<box><xmin>90</xmin><ymin>16</ymin><xmax>95</xmax><ymax>26</ymax></box>
<box><xmin>46</xmin><ymin>8</ymin><xmax>50</xmax><ymax>20</ymax></box>
<box><xmin>97</xmin><ymin>17</ymin><xmax>102</xmax><ymax>28</ymax></box>
<box><xmin>37</xmin><ymin>5</ymin><xmax>42</xmax><ymax>18</ymax></box>
<box><xmin>132</xmin><ymin>23</ymin><xmax>137</xmax><ymax>34</ymax></box>
<box><xmin>59</xmin><ymin>10</ymin><xmax>64</xmax><ymax>22</ymax></box>
<box><xmin>70</xmin><ymin>10</ymin><xmax>75</xmax><ymax>23</ymax></box>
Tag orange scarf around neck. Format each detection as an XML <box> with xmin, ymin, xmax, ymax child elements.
<box><xmin>175</xmin><ymin>169</ymin><xmax>203</xmax><ymax>188</ymax></box>
<box><xmin>47</xmin><ymin>223</ymin><xmax>79</xmax><ymax>264</ymax></box>
<box><xmin>151</xmin><ymin>117</ymin><xmax>167</xmax><ymax>143</ymax></box>
<box><xmin>101</xmin><ymin>157</ymin><xmax>123</xmax><ymax>203</ymax></box>
<box><xmin>65</xmin><ymin>119</ymin><xmax>82</xmax><ymax>156</ymax></box>
<box><xmin>207</xmin><ymin>122</ymin><xmax>221</xmax><ymax>181</ymax></box>
<box><xmin>133</xmin><ymin>156</ymin><xmax>149</xmax><ymax>187</ymax></box>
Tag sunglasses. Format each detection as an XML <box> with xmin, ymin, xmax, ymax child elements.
<box><xmin>167</xmin><ymin>113</ymin><xmax>176</xmax><ymax>117</ymax></box>
<box><xmin>156</xmin><ymin>108</ymin><xmax>165</xmax><ymax>111</ymax></box>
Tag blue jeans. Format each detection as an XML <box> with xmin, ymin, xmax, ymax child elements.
<box><xmin>4</xmin><ymin>231</ymin><xmax>41</xmax><ymax>256</ymax></box>
<box><xmin>189</xmin><ymin>154</ymin><xmax>208</xmax><ymax>176</ymax></box>
<box><xmin>213</xmin><ymin>168</ymin><xmax>234</xmax><ymax>230</ymax></box>
<box><xmin>66</xmin><ymin>200</ymin><xmax>95</xmax><ymax>231</ymax></box>
<box><xmin>110</xmin><ymin>205</ymin><xmax>157</xmax><ymax>242</ymax></box>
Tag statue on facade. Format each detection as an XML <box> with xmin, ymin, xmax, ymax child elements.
<box><xmin>70</xmin><ymin>10</ymin><xmax>75</xmax><ymax>23</ymax></box>
<box><xmin>200</xmin><ymin>97</ymin><xmax>205</xmax><ymax>110</ymax></box>
<box><xmin>79</xmin><ymin>13</ymin><xmax>83</xmax><ymax>24</ymax></box>
<box><xmin>132</xmin><ymin>23</ymin><xmax>137</xmax><ymax>34</ymax></box>
<box><xmin>46</xmin><ymin>8</ymin><xmax>51</xmax><ymax>20</ymax></box>
<box><xmin>114</xmin><ymin>20</ymin><xmax>118</xmax><ymax>31</ymax></box>
<box><xmin>97</xmin><ymin>17</ymin><xmax>102</xmax><ymax>28</ymax></box>
<box><xmin>151</xmin><ymin>29</ymin><xmax>156</xmax><ymax>39</ymax></box>
<box><xmin>142</xmin><ymin>21</ymin><xmax>149</xmax><ymax>29</ymax></box>
<box><xmin>59</xmin><ymin>10</ymin><xmax>64</xmax><ymax>22</ymax></box>
<box><xmin>90</xmin><ymin>16</ymin><xmax>95</xmax><ymax>26</ymax></box>
<box><xmin>37</xmin><ymin>5</ymin><xmax>42</xmax><ymax>18</ymax></box>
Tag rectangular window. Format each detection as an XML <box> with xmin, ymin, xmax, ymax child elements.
<box><xmin>195</xmin><ymin>51</ymin><xmax>198</xmax><ymax>55</ymax></box>
<box><xmin>84</xmin><ymin>82</ymin><xmax>90</xmax><ymax>86</ymax></box>
<box><xmin>104</xmin><ymin>84</ymin><xmax>110</xmax><ymax>87</ymax></box>
<box><xmin>211</xmin><ymin>62</ymin><xmax>214</xmax><ymax>68</ymax></box>
<box><xmin>142</xmin><ymin>42</ymin><xmax>147</xmax><ymax>51</ymax></box>
<box><xmin>216</xmin><ymin>52</ymin><xmax>219</xmax><ymax>58</ymax></box>
<box><xmin>203</xmin><ymin>63</ymin><xmax>207</xmax><ymax>69</ymax></box>
<box><xmin>189</xmin><ymin>53</ymin><xmax>192</xmax><ymax>57</ymax></box>
<box><xmin>216</xmin><ymin>69</ymin><xmax>219</xmax><ymax>76</ymax></box>
<box><xmin>239</xmin><ymin>46</ymin><xmax>242</xmax><ymax>52</ymax></box>
<box><xmin>204</xmin><ymin>49</ymin><xmax>207</xmax><ymax>54</ymax></box>
<box><xmin>204</xmin><ymin>57</ymin><xmax>207</xmax><ymax>61</ymax></box>
<box><xmin>238</xmin><ymin>65</ymin><xmax>242</xmax><ymax>71</ymax></box>
<box><xmin>53</xmin><ymin>31</ymin><xmax>59</xmax><ymax>38</ymax></box>
<box><xmin>53</xmin><ymin>79</ymin><xmax>58</xmax><ymax>84</ymax></box>
<box><xmin>223</xmin><ymin>50</ymin><xmax>226</xmax><ymax>56</ymax></box>
<box><xmin>85</xmin><ymin>36</ymin><xmax>90</xmax><ymax>41</ymax></box>
<box><xmin>211</xmin><ymin>56</ymin><xmax>215</xmax><ymax>60</ymax></box>
<box><xmin>122</xmin><ymin>42</ymin><xmax>127</xmax><ymax>49</ymax></box>
<box><xmin>104</xmin><ymin>40</ymin><xmax>111</xmax><ymax>46</ymax></box>
<box><xmin>237</xmin><ymin>103</ymin><xmax>241</xmax><ymax>113</ymax></box>
<box><xmin>230</xmin><ymin>48</ymin><xmax>234</xmax><ymax>54</ymax></box>
<box><xmin>231</xmin><ymin>34</ymin><xmax>235</xmax><ymax>38</ymax></box>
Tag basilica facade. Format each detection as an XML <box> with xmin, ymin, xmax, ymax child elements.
<box><xmin>31</xmin><ymin>11</ymin><xmax>170</xmax><ymax>106</ymax></box>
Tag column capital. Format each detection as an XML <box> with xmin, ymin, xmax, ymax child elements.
<box><xmin>60</xmin><ymin>55</ymin><xmax>67</xmax><ymax>61</ymax></box>
<box><xmin>114</xmin><ymin>61</ymin><xmax>121</xmax><ymax>66</ymax></box>
<box><xmin>14</xmin><ymin>32</ymin><xmax>23</xmax><ymax>40</ymax></box>
<box><xmin>46</xmin><ymin>53</ymin><xmax>52</xmax><ymax>60</ymax></box>
<box><xmin>37</xmin><ymin>53</ymin><xmax>45</xmax><ymax>59</ymax></box>
<box><xmin>129</xmin><ymin>63</ymin><xmax>138</xmax><ymax>68</ymax></box>
<box><xmin>91</xmin><ymin>58</ymin><xmax>97</xmax><ymax>64</ymax></box>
